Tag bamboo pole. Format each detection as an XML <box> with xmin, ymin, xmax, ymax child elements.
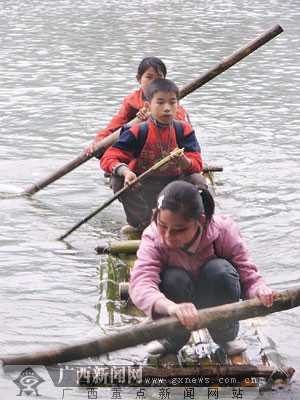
<box><xmin>21</xmin><ymin>126</ymin><xmax>131</xmax><ymax>196</ymax></box>
<box><xmin>96</xmin><ymin>239</ymin><xmax>140</xmax><ymax>254</ymax></box>
<box><xmin>179</xmin><ymin>24</ymin><xmax>284</xmax><ymax>99</ymax></box>
<box><xmin>136</xmin><ymin>365</ymin><xmax>295</xmax><ymax>381</ymax></box>
<box><xmin>57</xmin><ymin>148</ymin><xmax>183</xmax><ymax>240</ymax></box>
<box><xmin>95</xmin><ymin>239</ymin><xmax>141</xmax><ymax>255</ymax></box>
<box><xmin>2</xmin><ymin>286</ymin><xmax>299</xmax><ymax>367</ymax></box>
<box><xmin>21</xmin><ymin>24</ymin><xmax>283</xmax><ymax>197</ymax></box>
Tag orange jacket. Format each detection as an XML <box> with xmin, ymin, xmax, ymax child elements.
<box><xmin>95</xmin><ymin>88</ymin><xmax>190</xmax><ymax>142</ymax></box>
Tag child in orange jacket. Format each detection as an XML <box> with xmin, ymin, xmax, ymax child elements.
<box><xmin>84</xmin><ymin>57</ymin><xmax>190</xmax><ymax>155</ymax></box>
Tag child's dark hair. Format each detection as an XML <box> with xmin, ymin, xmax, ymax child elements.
<box><xmin>146</xmin><ymin>78</ymin><xmax>179</xmax><ymax>102</ymax></box>
<box><xmin>153</xmin><ymin>181</ymin><xmax>215</xmax><ymax>227</ymax></box>
<box><xmin>137</xmin><ymin>57</ymin><xmax>167</xmax><ymax>80</ymax></box>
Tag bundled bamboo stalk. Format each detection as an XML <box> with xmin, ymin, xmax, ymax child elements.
<box><xmin>2</xmin><ymin>286</ymin><xmax>299</xmax><ymax>367</ymax></box>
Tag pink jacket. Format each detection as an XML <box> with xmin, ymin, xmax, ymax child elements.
<box><xmin>129</xmin><ymin>214</ymin><xmax>268</xmax><ymax>318</ymax></box>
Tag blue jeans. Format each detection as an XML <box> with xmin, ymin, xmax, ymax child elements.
<box><xmin>157</xmin><ymin>258</ymin><xmax>241</xmax><ymax>352</ymax></box>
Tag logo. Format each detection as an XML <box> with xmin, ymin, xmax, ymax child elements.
<box><xmin>13</xmin><ymin>367</ymin><xmax>45</xmax><ymax>396</ymax></box>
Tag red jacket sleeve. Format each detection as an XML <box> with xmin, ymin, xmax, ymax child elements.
<box><xmin>176</xmin><ymin>105</ymin><xmax>191</xmax><ymax>124</ymax></box>
<box><xmin>180</xmin><ymin>123</ymin><xmax>203</xmax><ymax>173</ymax></box>
<box><xmin>94</xmin><ymin>91</ymin><xmax>142</xmax><ymax>142</ymax></box>
<box><xmin>99</xmin><ymin>126</ymin><xmax>138</xmax><ymax>173</ymax></box>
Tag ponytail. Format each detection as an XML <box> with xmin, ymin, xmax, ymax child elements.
<box><xmin>198</xmin><ymin>188</ymin><xmax>215</xmax><ymax>227</ymax></box>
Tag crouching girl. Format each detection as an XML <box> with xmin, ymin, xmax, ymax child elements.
<box><xmin>129</xmin><ymin>181</ymin><xmax>275</xmax><ymax>356</ymax></box>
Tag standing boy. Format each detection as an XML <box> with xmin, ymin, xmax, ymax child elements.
<box><xmin>100</xmin><ymin>78</ymin><xmax>206</xmax><ymax>233</ymax></box>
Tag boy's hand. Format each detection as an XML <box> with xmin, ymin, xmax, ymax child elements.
<box><xmin>170</xmin><ymin>147</ymin><xmax>191</xmax><ymax>171</ymax></box>
<box><xmin>122</xmin><ymin>170</ymin><xmax>140</xmax><ymax>188</ymax></box>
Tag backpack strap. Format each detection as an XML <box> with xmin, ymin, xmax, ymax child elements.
<box><xmin>118</xmin><ymin>122</ymin><xmax>149</xmax><ymax>158</ymax></box>
<box><xmin>172</xmin><ymin>120</ymin><xmax>184</xmax><ymax>147</ymax></box>
<box><xmin>134</xmin><ymin>122</ymin><xmax>149</xmax><ymax>158</ymax></box>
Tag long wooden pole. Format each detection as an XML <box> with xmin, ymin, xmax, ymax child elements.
<box><xmin>57</xmin><ymin>148</ymin><xmax>183</xmax><ymax>240</ymax></box>
<box><xmin>21</xmin><ymin>130</ymin><xmax>127</xmax><ymax>196</ymax></box>
<box><xmin>2</xmin><ymin>286</ymin><xmax>299</xmax><ymax>367</ymax></box>
<box><xmin>179</xmin><ymin>24</ymin><xmax>284</xmax><ymax>99</ymax></box>
<box><xmin>21</xmin><ymin>24</ymin><xmax>283</xmax><ymax>197</ymax></box>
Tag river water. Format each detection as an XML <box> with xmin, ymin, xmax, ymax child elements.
<box><xmin>0</xmin><ymin>1</ymin><xmax>299</xmax><ymax>399</ymax></box>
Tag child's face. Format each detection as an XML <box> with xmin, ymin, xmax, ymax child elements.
<box><xmin>137</xmin><ymin>67</ymin><xmax>164</xmax><ymax>94</ymax></box>
<box><xmin>157</xmin><ymin>209</ymin><xmax>199</xmax><ymax>249</ymax></box>
<box><xmin>146</xmin><ymin>91</ymin><xmax>178</xmax><ymax>125</ymax></box>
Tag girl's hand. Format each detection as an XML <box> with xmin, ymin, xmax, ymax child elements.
<box><xmin>167</xmin><ymin>302</ymin><xmax>198</xmax><ymax>330</ymax></box>
<box><xmin>136</xmin><ymin>107</ymin><xmax>150</xmax><ymax>121</ymax></box>
<box><xmin>255</xmin><ymin>287</ymin><xmax>277</xmax><ymax>307</ymax></box>
<box><xmin>84</xmin><ymin>142</ymin><xmax>95</xmax><ymax>156</ymax></box>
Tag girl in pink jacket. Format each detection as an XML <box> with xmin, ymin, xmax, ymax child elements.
<box><xmin>129</xmin><ymin>181</ymin><xmax>275</xmax><ymax>356</ymax></box>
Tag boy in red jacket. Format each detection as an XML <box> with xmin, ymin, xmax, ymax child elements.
<box><xmin>100</xmin><ymin>78</ymin><xmax>206</xmax><ymax>233</ymax></box>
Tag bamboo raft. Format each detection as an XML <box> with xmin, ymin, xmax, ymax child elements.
<box><xmin>94</xmin><ymin>237</ymin><xmax>296</xmax><ymax>391</ymax></box>
<box><xmin>2</xmin><ymin>238</ymin><xmax>297</xmax><ymax>392</ymax></box>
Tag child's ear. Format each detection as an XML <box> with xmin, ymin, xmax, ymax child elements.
<box><xmin>200</xmin><ymin>214</ymin><xmax>206</xmax><ymax>225</ymax></box>
<box><xmin>136</xmin><ymin>75</ymin><xmax>141</xmax><ymax>84</ymax></box>
<box><xmin>144</xmin><ymin>101</ymin><xmax>151</xmax><ymax>111</ymax></box>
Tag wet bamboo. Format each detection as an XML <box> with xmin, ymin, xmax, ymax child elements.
<box><xmin>138</xmin><ymin>365</ymin><xmax>295</xmax><ymax>381</ymax></box>
<box><xmin>57</xmin><ymin>149</ymin><xmax>183</xmax><ymax>240</ymax></box>
<box><xmin>21</xmin><ymin>24</ymin><xmax>283</xmax><ymax>196</ymax></box>
<box><xmin>95</xmin><ymin>240</ymin><xmax>141</xmax><ymax>255</ymax></box>
<box><xmin>2</xmin><ymin>286</ymin><xmax>299</xmax><ymax>367</ymax></box>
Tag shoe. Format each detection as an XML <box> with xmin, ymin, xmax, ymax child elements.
<box><xmin>146</xmin><ymin>340</ymin><xmax>168</xmax><ymax>355</ymax></box>
<box><xmin>218</xmin><ymin>337</ymin><xmax>247</xmax><ymax>356</ymax></box>
<box><xmin>121</xmin><ymin>225</ymin><xmax>142</xmax><ymax>239</ymax></box>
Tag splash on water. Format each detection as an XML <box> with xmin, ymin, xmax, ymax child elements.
<box><xmin>0</xmin><ymin>184</ymin><xmax>23</xmax><ymax>199</ymax></box>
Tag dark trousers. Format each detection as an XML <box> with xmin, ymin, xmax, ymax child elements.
<box><xmin>157</xmin><ymin>258</ymin><xmax>241</xmax><ymax>352</ymax></box>
<box><xmin>111</xmin><ymin>173</ymin><xmax>208</xmax><ymax>228</ymax></box>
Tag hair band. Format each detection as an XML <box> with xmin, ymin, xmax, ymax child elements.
<box><xmin>157</xmin><ymin>194</ymin><xmax>164</xmax><ymax>209</ymax></box>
